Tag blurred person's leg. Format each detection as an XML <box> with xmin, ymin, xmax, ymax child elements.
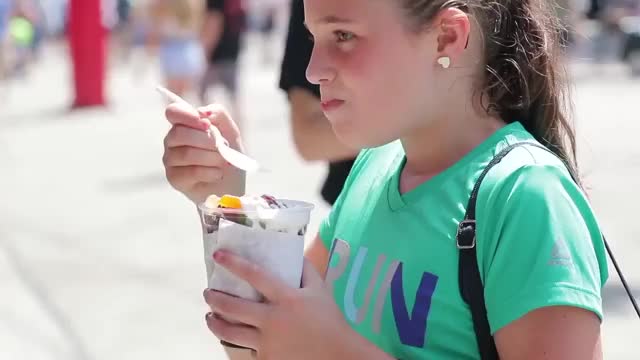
<box><xmin>218</xmin><ymin>60</ymin><xmax>242</xmax><ymax>129</ymax></box>
<box><xmin>591</xmin><ymin>20</ymin><xmax>610</xmax><ymax>64</ymax></box>
<box><xmin>3</xmin><ymin>36</ymin><xmax>18</xmax><ymax>80</ymax></box>
<box><xmin>111</xmin><ymin>0</ymin><xmax>134</xmax><ymax>64</ymax></box>
<box><xmin>200</xmin><ymin>59</ymin><xmax>242</xmax><ymax>128</ymax></box>
<box><xmin>587</xmin><ymin>0</ymin><xmax>604</xmax><ymax>20</ymax></box>
<box><xmin>130</xmin><ymin>22</ymin><xmax>155</xmax><ymax>81</ymax></box>
<box><xmin>199</xmin><ymin>63</ymin><xmax>219</xmax><ymax>105</ymax></box>
<box><xmin>0</xmin><ymin>35</ymin><xmax>6</xmax><ymax>80</ymax></box>
<box><xmin>259</xmin><ymin>9</ymin><xmax>276</xmax><ymax>65</ymax></box>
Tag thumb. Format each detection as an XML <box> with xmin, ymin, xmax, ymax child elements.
<box><xmin>301</xmin><ymin>258</ymin><xmax>323</xmax><ymax>288</ymax></box>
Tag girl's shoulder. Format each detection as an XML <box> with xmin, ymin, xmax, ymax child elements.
<box><xmin>476</xmin><ymin>142</ymin><xmax>599</xmax><ymax>241</ymax></box>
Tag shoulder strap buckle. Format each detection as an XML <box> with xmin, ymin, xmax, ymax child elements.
<box><xmin>457</xmin><ymin>219</ymin><xmax>477</xmax><ymax>249</ymax></box>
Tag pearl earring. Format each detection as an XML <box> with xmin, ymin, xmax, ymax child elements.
<box><xmin>437</xmin><ymin>56</ymin><xmax>451</xmax><ymax>69</ymax></box>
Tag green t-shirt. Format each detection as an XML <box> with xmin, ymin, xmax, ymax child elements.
<box><xmin>319</xmin><ymin>122</ymin><xmax>608</xmax><ymax>359</ymax></box>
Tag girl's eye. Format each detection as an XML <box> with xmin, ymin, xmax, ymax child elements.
<box><xmin>335</xmin><ymin>30</ymin><xmax>355</xmax><ymax>43</ymax></box>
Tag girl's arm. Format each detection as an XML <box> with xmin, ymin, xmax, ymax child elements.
<box><xmin>495</xmin><ymin>306</ymin><xmax>602</xmax><ymax>360</ymax></box>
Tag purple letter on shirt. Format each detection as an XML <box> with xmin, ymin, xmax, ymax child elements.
<box><xmin>390</xmin><ymin>263</ymin><xmax>439</xmax><ymax>348</ymax></box>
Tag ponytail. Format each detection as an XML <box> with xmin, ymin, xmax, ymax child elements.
<box><xmin>479</xmin><ymin>0</ymin><xmax>580</xmax><ymax>184</ymax></box>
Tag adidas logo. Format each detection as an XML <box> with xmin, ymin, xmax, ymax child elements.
<box><xmin>549</xmin><ymin>238</ymin><xmax>572</xmax><ymax>266</ymax></box>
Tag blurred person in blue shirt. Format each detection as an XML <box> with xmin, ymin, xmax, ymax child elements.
<box><xmin>148</xmin><ymin>0</ymin><xmax>206</xmax><ymax>99</ymax></box>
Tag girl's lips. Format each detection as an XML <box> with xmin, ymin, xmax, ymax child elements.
<box><xmin>320</xmin><ymin>99</ymin><xmax>345</xmax><ymax>112</ymax></box>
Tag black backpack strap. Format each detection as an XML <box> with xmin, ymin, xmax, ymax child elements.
<box><xmin>458</xmin><ymin>142</ymin><xmax>548</xmax><ymax>360</ymax></box>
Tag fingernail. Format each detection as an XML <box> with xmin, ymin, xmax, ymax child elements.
<box><xmin>213</xmin><ymin>250</ymin><xmax>223</xmax><ymax>261</ymax></box>
<box><xmin>213</xmin><ymin>250</ymin><xmax>227</xmax><ymax>261</ymax></box>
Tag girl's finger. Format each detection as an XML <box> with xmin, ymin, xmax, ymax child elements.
<box><xmin>212</xmin><ymin>250</ymin><xmax>292</xmax><ymax>302</ymax></box>
<box><xmin>165</xmin><ymin>102</ymin><xmax>210</xmax><ymax>131</ymax></box>
<box><xmin>197</xmin><ymin>104</ymin><xmax>240</xmax><ymax>138</ymax></box>
<box><xmin>206</xmin><ymin>312</ymin><xmax>259</xmax><ymax>350</ymax></box>
<box><xmin>163</xmin><ymin>146</ymin><xmax>225</xmax><ymax>168</ymax></box>
<box><xmin>164</xmin><ymin>125</ymin><xmax>217</xmax><ymax>151</ymax></box>
<box><xmin>165</xmin><ymin>166</ymin><xmax>223</xmax><ymax>187</ymax></box>
<box><xmin>204</xmin><ymin>289</ymin><xmax>267</xmax><ymax>327</ymax></box>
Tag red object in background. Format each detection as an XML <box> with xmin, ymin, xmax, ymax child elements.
<box><xmin>68</xmin><ymin>0</ymin><xmax>107</xmax><ymax>108</ymax></box>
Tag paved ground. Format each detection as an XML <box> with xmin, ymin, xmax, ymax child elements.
<box><xmin>0</xmin><ymin>33</ymin><xmax>639</xmax><ymax>359</ymax></box>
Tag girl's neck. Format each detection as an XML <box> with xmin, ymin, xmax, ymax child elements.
<box><xmin>399</xmin><ymin>112</ymin><xmax>505</xmax><ymax>191</ymax></box>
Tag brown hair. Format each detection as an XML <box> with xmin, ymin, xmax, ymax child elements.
<box><xmin>401</xmin><ymin>0</ymin><xmax>580</xmax><ymax>183</ymax></box>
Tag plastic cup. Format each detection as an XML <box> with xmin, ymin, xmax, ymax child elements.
<box><xmin>198</xmin><ymin>198</ymin><xmax>314</xmax><ymax>349</ymax></box>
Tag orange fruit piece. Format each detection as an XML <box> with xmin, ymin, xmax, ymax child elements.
<box><xmin>219</xmin><ymin>195</ymin><xmax>243</xmax><ymax>209</ymax></box>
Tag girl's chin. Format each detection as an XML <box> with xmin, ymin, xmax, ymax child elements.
<box><xmin>331</xmin><ymin>122</ymin><xmax>383</xmax><ymax>150</ymax></box>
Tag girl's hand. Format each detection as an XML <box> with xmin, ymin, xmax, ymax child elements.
<box><xmin>203</xmin><ymin>250</ymin><xmax>359</xmax><ymax>359</ymax></box>
<box><xmin>162</xmin><ymin>103</ymin><xmax>245</xmax><ymax>204</ymax></box>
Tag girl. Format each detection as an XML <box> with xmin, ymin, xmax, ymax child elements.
<box><xmin>148</xmin><ymin>0</ymin><xmax>205</xmax><ymax>98</ymax></box>
<box><xmin>162</xmin><ymin>0</ymin><xmax>608</xmax><ymax>359</ymax></box>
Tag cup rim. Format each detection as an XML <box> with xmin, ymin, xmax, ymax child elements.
<box><xmin>198</xmin><ymin>198</ymin><xmax>315</xmax><ymax>215</ymax></box>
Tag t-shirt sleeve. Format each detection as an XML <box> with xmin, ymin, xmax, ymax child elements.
<box><xmin>278</xmin><ymin>0</ymin><xmax>319</xmax><ymax>97</ymax></box>
<box><xmin>207</xmin><ymin>0</ymin><xmax>223</xmax><ymax>12</ymax></box>
<box><xmin>476</xmin><ymin>164</ymin><xmax>609</xmax><ymax>334</ymax></box>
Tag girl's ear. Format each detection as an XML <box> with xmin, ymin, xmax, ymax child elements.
<box><xmin>433</xmin><ymin>7</ymin><xmax>471</xmax><ymax>62</ymax></box>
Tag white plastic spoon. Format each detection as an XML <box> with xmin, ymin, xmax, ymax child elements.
<box><xmin>156</xmin><ymin>86</ymin><xmax>259</xmax><ymax>173</ymax></box>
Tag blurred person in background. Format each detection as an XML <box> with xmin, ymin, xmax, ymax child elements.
<box><xmin>615</xmin><ymin>0</ymin><xmax>640</xmax><ymax>74</ymax></box>
<box><xmin>7</xmin><ymin>0</ymin><xmax>37</xmax><ymax>77</ymax></box>
<box><xmin>45</xmin><ymin>0</ymin><xmax>68</xmax><ymax>38</ymax></box>
<box><xmin>148</xmin><ymin>0</ymin><xmax>206</xmax><ymax>99</ymax></box>
<box><xmin>586</xmin><ymin>0</ymin><xmax>639</xmax><ymax>65</ymax></box>
<box><xmin>123</xmin><ymin>0</ymin><xmax>156</xmax><ymax>79</ymax></box>
<box><xmin>0</xmin><ymin>0</ymin><xmax>13</xmax><ymax>79</ymax></box>
<box><xmin>28</xmin><ymin>0</ymin><xmax>44</xmax><ymax>58</ymax></box>
<box><xmin>587</xmin><ymin>0</ymin><xmax>605</xmax><ymax>19</ymax></box>
<box><xmin>110</xmin><ymin>0</ymin><xmax>132</xmax><ymax>60</ymax></box>
<box><xmin>117</xmin><ymin>0</ymin><xmax>132</xmax><ymax>26</ymax></box>
<box><xmin>250</xmin><ymin>0</ymin><xmax>288</xmax><ymax>65</ymax></box>
<box><xmin>11</xmin><ymin>0</ymin><xmax>44</xmax><ymax>60</ymax></box>
<box><xmin>279</xmin><ymin>0</ymin><xmax>358</xmax><ymax>206</ymax></box>
<box><xmin>199</xmin><ymin>0</ymin><xmax>247</xmax><ymax>122</ymax></box>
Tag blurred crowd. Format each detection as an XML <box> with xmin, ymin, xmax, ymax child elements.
<box><xmin>583</xmin><ymin>0</ymin><xmax>640</xmax><ymax>73</ymax></box>
<box><xmin>0</xmin><ymin>0</ymin><xmax>289</xmax><ymax>96</ymax></box>
<box><xmin>0</xmin><ymin>0</ymin><xmax>639</xmax><ymax>87</ymax></box>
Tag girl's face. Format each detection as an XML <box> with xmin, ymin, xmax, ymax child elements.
<box><xmin>304</xmin><ymin>0</ymin><xmax>441</xmax><ymax>149</ymax></box>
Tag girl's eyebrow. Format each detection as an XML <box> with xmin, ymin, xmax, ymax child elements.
<box><xmin>304</xmin><ymin>15</ymin><xmax>354</xmax><ymax>30</ymax></box>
